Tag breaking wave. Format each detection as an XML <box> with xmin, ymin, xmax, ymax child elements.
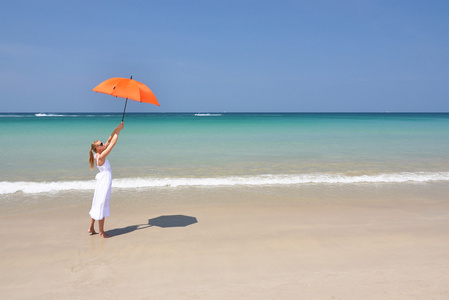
<box><xmin>1</xmin><ymin>172</ymin><xmax>449</xmax><ymax>195</ymax></box>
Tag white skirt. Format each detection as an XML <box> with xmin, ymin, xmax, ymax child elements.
<box><xmin>89</xmin><ymin>171</ymin><xmax>112</xmax><ymax>220</ymax></box>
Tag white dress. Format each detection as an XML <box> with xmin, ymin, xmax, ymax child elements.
<box><xmin>89</xmin><ymin>155</ymin><xmax>112</xmax><ymax>220</ymax></box>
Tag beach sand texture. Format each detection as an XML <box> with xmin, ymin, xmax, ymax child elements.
<box><xmin>1</xmin><ymin>183</ymin><xmax>448</xmax><ymax>299</ymax></box>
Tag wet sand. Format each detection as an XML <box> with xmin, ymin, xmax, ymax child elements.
<box><xmin>0</xmin><ymin>183</ymin><xmax>448</xmax><ymax>299</ymax></box>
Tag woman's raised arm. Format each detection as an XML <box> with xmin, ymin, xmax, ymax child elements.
<box><xmin>98</xmin><ymin>122</ymin><xmax>124</xmax><ymax>164</ymax></box>
<box><xmin>105</xmin><ymin>122</ymin><xmax>124</xmax><ymax>148</ymax></box>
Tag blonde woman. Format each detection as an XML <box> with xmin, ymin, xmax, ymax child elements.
<box><xmin>88</xmin><ymin>122</ymin><xmax>124</xmax><ymax>238</ymax></box>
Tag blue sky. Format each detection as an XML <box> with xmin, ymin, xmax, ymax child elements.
<box><xmin>1</xmin><ymin>0</ymin><xmax>448</xmax><ymax>113</ymax></box>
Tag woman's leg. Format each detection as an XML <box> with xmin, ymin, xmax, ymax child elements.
<box><xmin>88</xmin><ymin>218</ymin><xmax>97</xmax><ymax>235</ymax></box>
<box><xmin>98</xmin><ymin>218</ymin><xmax>110</xmax><ymax>238</ymax></box>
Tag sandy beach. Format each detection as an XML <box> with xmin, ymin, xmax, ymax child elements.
<box><xmin>1</xmin><ymin>183</ymin><xmax>448</xmax><ymax>299</ymax></box>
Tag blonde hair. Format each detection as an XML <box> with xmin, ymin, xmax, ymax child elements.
<box><xmin>89</xmin><ymin>141</ymin><xmax>100</xmax><ymax>170</ymax></box>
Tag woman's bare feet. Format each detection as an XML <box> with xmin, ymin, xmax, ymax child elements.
<box><xmin>88</xmin><ymin>229</ymin><xmax>97</xmax><ymax>235</ymax></box>
<box><xmin>99</xmin><ymin>232</ymin><xmax>111</xmax><ymax>238</ymax></box>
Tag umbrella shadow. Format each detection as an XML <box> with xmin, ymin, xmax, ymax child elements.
<box><xmin>148</xmin><ymin>215</ymin><xmax>198</xmax><ymax>228</ymax></box>
<box><xmin>106</xmin><ymin>214</ymin><xmax>198</xmax><ymax>237</ymax></box>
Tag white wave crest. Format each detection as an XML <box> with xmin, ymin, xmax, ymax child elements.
<box><xmin>194</xmin><ymin>113</ymin><xmax>222</xmax><ymax>116</ymax></box>
<box><xmin>35</xmin><ymin>113</ymin><xmax>65</xmax><ymax>117</ymax></box>
<box><xmin>1</xmin><ymin>172</ymin><xmax>449</xmax><ymax>195</ymax></box>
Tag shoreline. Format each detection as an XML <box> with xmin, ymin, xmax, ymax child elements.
<box><xmin>1</xmin><ymin>183</ymin><xmax>448</xmax><ymax>299</ymax></box>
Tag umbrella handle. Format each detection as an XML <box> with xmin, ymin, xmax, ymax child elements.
<box><xmin>122</xmin><ymin>98</ymin><xmax>128</xmax><ymax>122</ymax></box>
<box><xmin>122</xmin><ymin>76</ymin><xmax>132</xmax><ymax>122</ymax></box>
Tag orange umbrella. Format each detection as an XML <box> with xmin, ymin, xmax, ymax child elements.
<box><xmin>92</xmin><ymin>76</ymin><xmax>160</xmax><ymax>121</ymax></box>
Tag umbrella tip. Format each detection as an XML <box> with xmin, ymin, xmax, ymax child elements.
<box><xmin>130</xmin><ymin>75</ymin><xmax>133</xmax><ymax>80</ymax></box>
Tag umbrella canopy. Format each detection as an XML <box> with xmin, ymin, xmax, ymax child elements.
<box><xmin>92</xmin><ymin>76</ymin><xmax>159</xmax><ymax>121</ymax></box>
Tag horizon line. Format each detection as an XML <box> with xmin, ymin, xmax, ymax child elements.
<box><xmin>1</xmin><ymin>111</ymin><xmax>448</xmax><ymax>114</ymax></box>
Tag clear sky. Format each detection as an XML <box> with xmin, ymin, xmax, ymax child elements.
<box><xmin>1</xmin><ymin>0</ymin><xmax>448</xmax><ymax>113</ymax></box>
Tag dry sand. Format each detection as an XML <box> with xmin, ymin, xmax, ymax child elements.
<box><xmin>1</xmin><ymin>183</ymin><xmax>448</xmax><ymax>299</ymax></box>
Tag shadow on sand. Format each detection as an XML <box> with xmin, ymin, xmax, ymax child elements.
<box><xmin>106</xmin><ymin>215</ymin><xmax>198</xmax><ymax>237</ymax></box>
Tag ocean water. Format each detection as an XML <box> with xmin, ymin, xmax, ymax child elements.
<box><xmin>0</xmin><ymin>113</ymin><xmax>448</xmax><ymax>195</ymax></box>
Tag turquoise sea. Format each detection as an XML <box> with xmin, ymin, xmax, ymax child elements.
<box><xmin>0</xmin><ymin>113</ymin><xmax>448</xmax><ymax>195</ymax></box>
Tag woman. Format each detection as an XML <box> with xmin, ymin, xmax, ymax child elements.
<box><xmin>88</xmin><ymin>121</ymin><xmax>124</xmax><ymax>238</ymax></box>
